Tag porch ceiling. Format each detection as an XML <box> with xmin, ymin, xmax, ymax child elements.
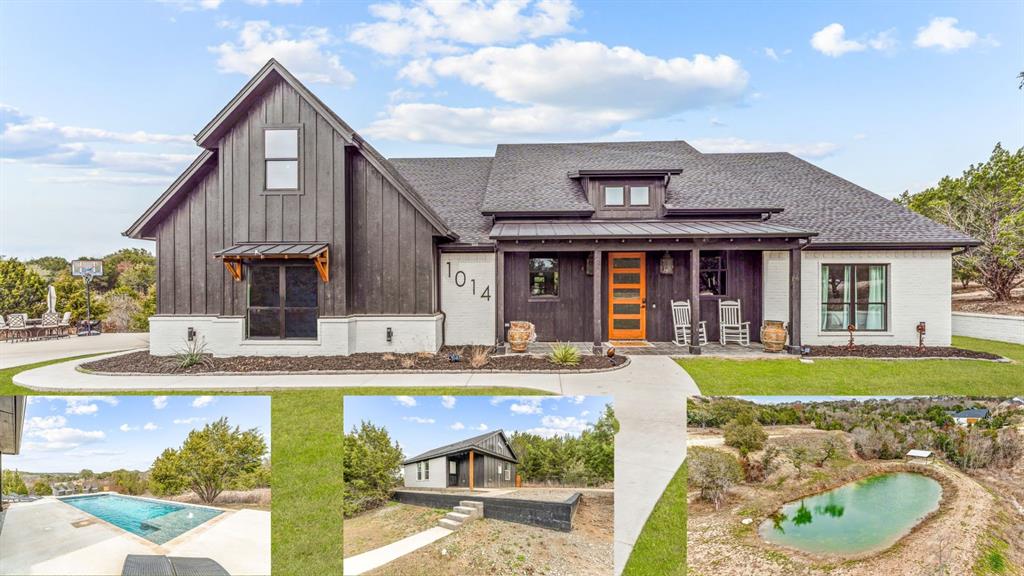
<box><xmin>489</xmin><ymin>219</ymin><xmax>817</xmax><ymax>241</ymax></box>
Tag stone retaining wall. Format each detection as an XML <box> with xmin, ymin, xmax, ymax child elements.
<box><xmin>392</xmin><ymin>490</ymin><xmax>580</xmax><ymax>532</ymax></box>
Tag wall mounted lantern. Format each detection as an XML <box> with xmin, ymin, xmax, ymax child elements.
<box><xmin>659</xmin><ymin>252</ymin><xmax>674</xmax><ymax>275</ymax></box>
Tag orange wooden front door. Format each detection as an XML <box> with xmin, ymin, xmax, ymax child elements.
<box><xmin>608</xmin><ymin>252</ymin><xmax>646</xmax><ymax>340</ymax></box>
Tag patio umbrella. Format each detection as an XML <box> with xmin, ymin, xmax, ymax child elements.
<box><xmin>47</xmin><ymin>285</ymin><xmax>56</xmax><ymax>313</ymax></box>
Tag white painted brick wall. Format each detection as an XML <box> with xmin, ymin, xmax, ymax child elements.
<box><xmin>952</xmin><ymin>312</ymin><xmax>1024</xmax><ymax>345</ymax></box>
<box><xmin>799</xmin><ymin>250</ymin><xmax>953</xmax><ymax>346</ymax></box>
<box><xmin>440</xmin><ymin>252</ymin><xmax>496</xmax><ymax>345</ymax></box>
<box><xmin>403</xmin><ymin>456</ymin><xmax>447</xmax><ymax>488</ymax></box>
<box><xmin>762</xmin><ymin>251</ymin><xmax>790</xmax><ymax>324</ymax></box>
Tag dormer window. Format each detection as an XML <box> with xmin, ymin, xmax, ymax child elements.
<box><xmin>602</xmin><ymin>183</ymin><xmax>651</xmax><ymax>208</ymax></box>
<box><xmin>265</xmin><ymin>128</ymin><xmax>299</xmax><ymax>191</ymax></box>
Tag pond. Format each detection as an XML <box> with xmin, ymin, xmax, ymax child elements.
<box><xmin>759</xmin><ymin>472</ymin><xmax>942</xmax><ymax>556</ymax></box>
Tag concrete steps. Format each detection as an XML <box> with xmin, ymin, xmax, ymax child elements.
<box><xmin>437</xmin><ymin>501</ymin><xmax>483</xmax><ymax>530</ymax></box>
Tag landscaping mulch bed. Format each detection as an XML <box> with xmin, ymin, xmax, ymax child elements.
<box><xmin>80</xmin><ymin>347</ymin><xmax>624</xmax><ymax>374</ymax></box>
<box><xmin>805</xmin><ymin>345</ymin><xmax>1002</xmax><ymax>360</ymax></box>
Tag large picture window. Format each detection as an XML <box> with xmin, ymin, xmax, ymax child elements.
<box><xmin>265</xmin><ymin>128</ymin><xmax>299</xmax><ymax>191</ymax></box>
<box><xmin>529</xmin><ymin>255</ymin><xmax>559</xmax><ymax>298</ymax></box>
<box><xmin>821</xmin><ymin>264</ymin><xmax>888</xmax><ymax>331</ymax></box>
<box><xmin>248</xmin><ymin>263</ymin><xmax>318</xmax><ymax>339</ymax></box>
<box><xmin>699</xmin><ymin>251</ymin><xmax>727</xmax><ymax>296</ymax></box>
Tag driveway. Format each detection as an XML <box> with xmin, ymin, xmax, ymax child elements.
<box><xmin>0</xmin><ymin>333</ymin><xmax>149</xmax><ymax>369</ymax></box>
<box><xmin>15</xmin><ymin>353</ymin><xmax>698</xmax><ymax>575</ymax></box>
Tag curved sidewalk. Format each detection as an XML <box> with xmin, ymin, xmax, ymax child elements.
<box><xmin>0</xmin><ymin>333</ymin><xmax>149</xmax><ymax>369</ymax></box>
<box><xmin>15</xmin><ymin>353</ymin><xmax>698</xmax><ymax>575</ymax></box>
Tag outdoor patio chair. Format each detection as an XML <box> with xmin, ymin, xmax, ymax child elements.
<box><xmin>122</xmin><ymin>555</ymin><xmax>230</xmax><ymax>576</ymax></box>
<box><xmin>718</xmin><ymin>299</ymin><xmax>751</xmax><ymax>346</ymax></box>
<box><xmin>5</xmin><ymin>314</ymin><xmax>29</xmax><ymax>342</ymax></box>
<box><xmin>670</xmin><ymin>300</ymin><xmax>707</xmax><ymax>347</ymax></box>
<box><xmin>39</xmin><ymin>311</ymin><xmax>61</xmax><ymax>339</ymax></box>
<box><xmin>58</xmin><ymin>311</ymin><xmax>72</xmax><ymax>337</ymax></box>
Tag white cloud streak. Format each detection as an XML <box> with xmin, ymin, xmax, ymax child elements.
<box><xmin>210</xmin><ymin>21</ymin><xmax>355</xmax><ymax>86</ymax></box>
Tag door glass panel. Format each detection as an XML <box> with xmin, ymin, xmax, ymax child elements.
<box><xmin>250</xmin><ymin>267</ymin><xmax>280</xmax><ymax>307</ymax></box>
<box><xmin>285</xmin><ymin>309</ymin><xmax>318</xmax><ymax>338</ymax></box>
<box><xmin>613</xmin><ymin>318</ymin><xmax>641</xmax><ymax>330</ymax></box>
<box><xmin>613</xmin><ymin>288</ymin><xmax>641</xmax><ymax>299</ymax></box>
<box><xmin>286</xmin><ymin>267</ymin><xmax>318</xmax><ymax>307</ymax></box>
<box><xmin>613</xmin><ymin>303</ymin><xmax>641</xmax><ymax>315</ymax></box>
<box><xmin>612</xmin><ymin>257</ymin><xmax>641</xmax><ymax>269</ymax></box>
<box><xmin>248</xmin><ymin>309</ymin><xmax>279</xmax><ymax>338</ymax></box>
<box><xmin>613</xmin><ymin>272</ymin><xmax>641</xmax><ymax>284</ymax></box>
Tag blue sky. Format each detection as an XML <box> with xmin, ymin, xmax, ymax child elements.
<box><xmin>1</xmin><ymin>1</ymin><xmax>1021</xmax><ymax>259</ymax></box>
<box><xmin>344</xmin><ymin>395</ymin><xmax>611</xmax><ymax>460</ymax></box>
<box><xmin>4</xmin><ymin>395</ymin><xmax>271</xmax><ymax>473</ymax></box>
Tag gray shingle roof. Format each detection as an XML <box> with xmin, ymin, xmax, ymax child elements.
<box><xmin>402</xmin><ymin>429</ymin><xmax>518</xmax><ymax>465</ymax></box>
<box><xmin>390</xmin><ymin>157</ymin><xmax>494</xmax><ymax>246</ymax></box>
<box><xmin>390</xmin><ymin>141</ymin><xmax>977</xmax><ymax>247</ymax></box>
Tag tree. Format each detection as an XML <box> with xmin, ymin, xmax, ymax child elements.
<box><xmin>723</xmin><ymin>413</ymin><xmax>767</xmax><ymax>457</ymax></box>
<box><xmin>0</xmin><ymin>258</ymin><xmax>47</xmax><ymax>317</ymax></box>
<box><xmin>52</xmin><ymin>271</ymin><xmax>109</xmax><ymax>323</ymax></box>
<box><xmin>149</xmin><ymin>448</ymin><xmax>188</xmax><ymax>496</ymax></box>
<box><xmin>150</xmin><ymin>417</ymin><xmax>267</xmax><ymax>503</ymax></box>
<box><xmin>79</xmin><ymin>469</ymin><xmax>94</xmax><ymax>479</ymax></box>
<box><xmin>110</xmin><ymin>469</ymin><xmax>147</xmax><ymax>495</ymax></box>
<box><xmin>687</xmin><ymin>447</ymin><xmax>741</xmax><ymax>510</ymax></box>
<box><xmin>26</xmin><ymin>256</ymin><xmax>69</xmax><ymax>281</ymax></box>
<box><xmin>815</xmin><ymin>436</ymin><xmax>842</xmax><ymax>467</ymax></box>
<box><xmin>343</xmin><ymin>421</ymin><xmax>404</xmax><ymax>517</ymax></box>
<box><xmin>2</xmin><ymin>469</ymin><xmax>28</xmax><ymax>495</ymax></box>
<box><xmin>788</xmin><ymin>446</ymin><xmax>811</xmax><ymax>478</ymax></box>
<box><xmin>896</xmin><ymin>144</ymin><xmax>1024</xmax><ymax>300</ymax></box>
<box><xmin>32</xmin><ymin>480</ymin><xmax>53</xmax><ymax>496</ymax></box>
<box><xmin>580</xmin><ymin>404</ymin><xmax>617</xmax><ymax>483</ymax></box>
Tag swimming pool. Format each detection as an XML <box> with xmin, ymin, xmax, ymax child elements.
<box><xmin>61</xmin><ymin>494</ymin><xmax>223</xmax><ymax>544</ymax></box>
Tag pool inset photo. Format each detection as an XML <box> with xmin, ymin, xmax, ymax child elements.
<box><xmin>686</xmin><ymin>395</ymin><xmax>1024</xmax><ymax>576</ymax></box>
<box><xmin>343</xmin><ymin>395</ymin><xmax>615</xmax><ymax>576</ymax></box>
<box><xmin>0</xmin><ymin>395</ymin><xmax>271</xmax><ymax>576</ymax></box>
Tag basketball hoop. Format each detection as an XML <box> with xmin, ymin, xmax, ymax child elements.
<box><xmin>71</xmin><ymin>260</ymin><xmax>104</xmax><ymax>336</ymax></box>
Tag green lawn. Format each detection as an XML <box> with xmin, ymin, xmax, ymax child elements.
<box><xmin>680</xmin><ymin>336</ymin><xmax>1024</xmax><ymax>395</ymax></box>
<box><xmin>623</xmin><ymin>462</ymin><xmax>686</xmax><ymax>576</ymax></box>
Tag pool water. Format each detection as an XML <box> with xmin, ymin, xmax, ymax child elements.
<box><xmin>759</xmin><ymin>472</ymin><xmax>942</xmax><ymax>556</ymax></box>
<box><xmin>61</xmin><ymin>494</ymin><xmax>222</xmax><ymax>544</ymax></box>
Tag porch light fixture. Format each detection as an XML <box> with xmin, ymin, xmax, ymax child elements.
<box><xmin>659</xmin><ymin>252</ymin><xmax>674</xmax><ymax>275</ymax></box>
<box><xmin>387</xmin><ymin>327</ymin><xmax>393</xmax><ymax>343</ymax></box>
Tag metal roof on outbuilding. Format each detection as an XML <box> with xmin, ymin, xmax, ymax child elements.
<box><xmin>403</xmin><ymin>430</ymin><xmax>519</xmax><ymax>465</ymax></box>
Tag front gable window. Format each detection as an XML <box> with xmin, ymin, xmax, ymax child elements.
<box><xmin>265</xmin><ymin>128</ymin><xmax>299</xmax><ymax>191</ymax></box>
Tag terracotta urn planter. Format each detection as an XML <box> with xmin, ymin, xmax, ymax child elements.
<box><xmin>760</xmin><ymin>320</ymin><xmax>787</xmax><ymax>353</ymax></box>
<box><xmin>507</xmin><ymin>321</ymin><xmax>536</xmax><ymax>353</ymax></box>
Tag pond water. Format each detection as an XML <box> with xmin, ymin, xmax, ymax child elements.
<box><xmin>758</xmin><ymin>472</ymin><xmax>942</xmax><ymax>556</ymax></box>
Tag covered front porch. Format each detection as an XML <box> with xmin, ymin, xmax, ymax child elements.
<box><xmin>492</xmin><ymin>220</ymin><xmax>815</xmax><ymax>354</ymax></box>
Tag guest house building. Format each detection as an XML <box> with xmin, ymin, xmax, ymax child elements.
<box><xmin>126</xmin><ymin>59</ymin><xmax>978</xmax><ymax>356</ymax></box>
<box><xmin>402</xmin><ymin>430</ymin><xmax>519</xmax><ymax>490</ymax></box>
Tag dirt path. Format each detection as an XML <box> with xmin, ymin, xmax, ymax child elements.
<box><xmin>365</xmin><ymin>492</ymin><xmax>613</xmax><ymax>576</ymax></box>
<box><xmin>688</xmin><ymin>460</ymin><xmax>996</xmax><ymax>576</ymax></box>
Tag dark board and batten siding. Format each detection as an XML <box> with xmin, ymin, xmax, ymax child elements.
<box><xmin>154</xmin><ymin>77</ymin><xmax>438</xmax><ymax>319</ymax></box>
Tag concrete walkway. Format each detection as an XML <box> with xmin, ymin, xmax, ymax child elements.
<box><xmin>15</xmin><ymin>353</ymin><xmax>699</xmax><ymax>575</ymax></box>
<box><xmin>343</xmin><ymin>526</ymin><xmax>453</xmax><ymax>575</ymax></box>
<box><xmin>0</xmin><ymin>333</ymin><xmax>149</xmax><ymax>369</ymax></box>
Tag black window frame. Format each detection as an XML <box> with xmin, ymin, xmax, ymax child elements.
<box><xmin>699</xmin><ymin>251</ymin><xmax>728</xmax><ymax>296</ymax></box>
<box><xmin>820</xmin><ymin>263</ymin><xmax>889</xmax><ymax>332</ymax></box>
<box><xmin>246</xmin><ymin>261</ymin><xmax>319</xmax><ymax>340</ymax></box>
<box><xmin>263</xmin><ymin>125</ymin><xmax>303</xmax><ymax>195</ymax></box>
<box><xmin>528</xmin><ymin>254</ymin><xmax>560</xmax><ymax>300</ymax></box>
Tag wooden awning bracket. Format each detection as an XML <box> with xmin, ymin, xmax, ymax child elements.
<box><xmin>313</xmin><ymin>248</ymin><xmax>330</xmax><ymax>283</ymax></box>
<box><xmin>224</xmin><ymin>260</ymin><xmax>243</xmax><ymax>282</ymax></box>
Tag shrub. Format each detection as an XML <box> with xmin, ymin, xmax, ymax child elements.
<box><xmin>469</xmin><ymin>346</ymin><xmax>490</xmax><ymax>368</ymax></box>
<box><xmin>32</xmin><ymin>480</ymin><xmax>52</xmax><ymax>496</ymax></box>
<box><xmin>549</xmin><ymin>342</ymin><xmax>582</xmax><ymax>367</ymax></box>
<box><xmin>688</xmin><ymin>446</ymin><xmax>741</xmax><ymax>509</ymax></box>
<box><xmin>165</xmin><ymin>337</ymin><xmax>213</xmax><ymax>372</ymax></box>
<box><xmin>343</xmin><ymin>421</ymin><xmax>404</xmax><ymax>517</ymax></box>
<box><xmin>723</xmin><ymin>413</ymin><xmax>767</xmax><ymax>457</ymax></box>
<box><xmin>0</xmin><ymin>258</ymin><xmax>48</xmax><ymax>317</ymax></box>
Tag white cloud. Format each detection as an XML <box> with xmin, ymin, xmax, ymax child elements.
<box><xmin>570</xmin><ymin>396</ymin><xmax>585</xmax><ymax>404</ymax></box>
<box><xmin>66</xmin><ymin>403</ymin><xmax>98</xmax><ymax>415</ymax></box>
<box><xmin>26</xmin><ymin>426</ymin><xmax>106</xmax><ymax>447</ymax></box>
<box><xmin>510</xmin><ymin>402</ymin><xmax>543</xmax><ymax>415</ymax></box>
<box><xmin>157</xmin><ymin>0</ymin><xmax>223</xmax><ymax>11</ymax></box>
<box><xmin>349</xmin><ymin>0</ymin><xmax>579</xmax><ymax>56</ymax></box>
<box><xmin>370</xmin><ymin>40</ymin><xmax>748</xmax><ymax>144</ymax></box>
<box><xmin>119</xmin><ymin>424</ymin><xmax>138</xmax><ymax>432</ymax></box>
<box><xmin>403</xmin><ymin>416</ymin><xmax>436</xmax><ymax>424</ymax></box>
<box><xmin>210</xmin><ymin>21</ymin><xmax>355</xmax><ymax>86</ymax></box>
<box><xmin>143</xmin><ymin>422</ymin><xmax>159</xmax><ymax>431</ymax></box>
<box><xmin>914</xmin><ymin>17</ymin><xmax>981</xmax><ymax>52</ymax></box>
<box><xmin>173</xmin><ymin>417</ymin><xmax>207</xmax><ymax>425</ymax></box>
<box><xmin>763</xmin><ymin>47</ymin><xmax>791</xmax><ymax>62</ymax></box>
<box><xmin>192</xmin><ymin>396</ymin><xmax>215</xmax><ymax>408</ymax></box>
<box><xmin>441</xmin><ymin>395</ymin><xmax>457</xmax><ymax>409</ymax></box>
<box><xmin>691</xmin><ymin>137</ymin><xmax>840</xmax><ymax>159</ymax></box>
<box><xmin>526</xmin><ymin>415</ymin><xmax>591</xmax><ymax>438</ymax></box>
<box><xmin>245</xmin><ymin>0</ymin><xmax>302</xmax><ymax>5</ymax></box>
<box><xmin>868</xmin><ymin>28</ymin><xmax>898</xmax><ymax>53</ymax></box>
<box><xmin>25</xmin><ymin>415</ymin><xmax>67</xmax><ymax>430</ymax></box>
<box><xmin>394</xmin><ymin>396</ymin><xmax>417</xmax><ymax>407</ymax></box>
<box><xmin>580</xmin><ymin>410</ymin><xmax>590</xmax><ymax>417</ymax></box>
<box><xmin>450</xmin><ymin>422</ymin><xmax>466</xmax><ymax>430</ymax></box>
<box><xmin>473</xmin><ymin>423</ymin><xmax>489</xmax><ymax>431</ymax></box>
<box><xmin>153</xmin><ymin>396</ymin><xmax>168</xmax><ymax>410</ymax></box>
<box><xmin>32</xmin><ymin>173</ymin><xmax>176</xmax><ymax>186</ymax></box>
<box><xmin>811</xmin><ymin>23</ymin><xmax>866</xmax><ymax>57</ymax></box>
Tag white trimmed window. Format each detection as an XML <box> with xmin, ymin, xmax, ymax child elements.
<box><xmin>505</xmin><ymin>468</ymin><xmax>511</xmax><ymax>481</ymax></box>
<box><xmin>265</xmin><ymin>128</ymin><xmax>299</xmax><ymax>190</ymax></box>
<box><xmin>424</xmin><ymin>460</ymin><xmax>430</xmax><ymax>480</ymax></box>
<box><xmin>417</xmin><ymin>462</ymin><xmax>422</xmax><ymax>480</ymax></box>
<box><xmin>449</xmin><ymin>460</ymin><xmax>457</xmax><ymax>474</ymax></box>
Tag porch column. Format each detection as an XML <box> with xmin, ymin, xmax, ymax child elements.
<box><xmin>469</xmin><ymin>450</ymin><xmax>475</xmax><ymax>491</ymax></box>
<box><xmin>495</xmin><ymin>247</ymin><xmax>505</xmax><ymax>350</ymax></box>
<box><xmin>592</xmin><ymin>249</ymin><xmax>603</xmax><ymax>354</ymax></box>
<box><xmin>689</xmin><ymin>246</ymin><xmax>702</xmax><ymax>355</ymax></box>
<box><xmin>788</xmin><ymin>247</ymin><xmax>802</xmax><ymax>353</ymax></box>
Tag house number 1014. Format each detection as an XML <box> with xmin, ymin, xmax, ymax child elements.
<box><xmin>447</xmin><ymin>262</ymin><xmax>491</xmax><ymax>301</ymax></box>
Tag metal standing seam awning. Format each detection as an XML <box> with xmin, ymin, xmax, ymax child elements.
<box><xmin>489</xmin><ymin>219</ymin><xmax>818</xmax><ymax>240</ymax></box>
<box><xmin>213</xmin><ymin>242</ymin><xmax>330</xmax><ymax>282</ymax></box>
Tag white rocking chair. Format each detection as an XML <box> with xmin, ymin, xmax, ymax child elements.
<box><xmin>718</xmin><ymin>299</ymin><xmax>750</xmax><ymax>346</ymax></box>
<box><xmin>671</xmin><ymin>300</ymin><xmax>707</xmax><ymax>347</ymax></box>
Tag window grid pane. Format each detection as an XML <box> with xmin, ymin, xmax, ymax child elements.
<box><xmin>820</xmin><ymin>264</ymin><xmax>887</xmax><ymax>331</ymax></box>
<box><xmin>265</xmin><ymin>129</ymin><xmax>298</xmax><ymax>159</ymax></box>
<box><xmin>604</xmin><ymin>186</ymin><xmax>624</xmax><ymax>206</ymax></box>
<box><xmin>266</xmin><ymin>160</ymin><xmax>298</xmax><ymax>190</ymax></box>
<box><xmin>529</xmin><ymin>257</ymin><xmax>559</xmax><ymax>297</ymax></box>
<box><xmin>629</xmin><ymin>186</ymin><xmax>650</xmax><ymax>205</ymax></box>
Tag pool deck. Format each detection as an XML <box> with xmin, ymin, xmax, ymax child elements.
<box><xmin>0</xmin><ymin>497</ymin><xmax>270</xmax><ymax>575</ymax></box>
